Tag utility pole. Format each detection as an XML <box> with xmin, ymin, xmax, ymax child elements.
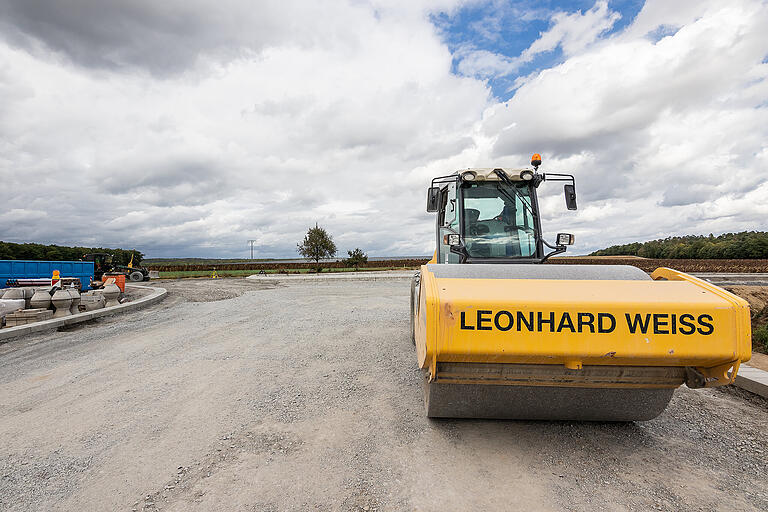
<box><xmin>247</xmin><ymin>239</ymin><xmax>257</xmax><ymax>260</ymax></box>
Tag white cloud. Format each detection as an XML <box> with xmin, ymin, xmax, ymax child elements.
<box><xmin>455</xmin><ymin>47</ymin><xmax>517</xmax><ymax>77</ymax></box>
<box><xmin>520</xmin><ymin>0</ymin><xmax>620</xmax><ymax>61</ymax></box>
<box><xmin>454</xmin><ymin>1</ymin><xmax>621</xmax><ymax>80</ymax></box>
<box><xmin>0</xmin><ymin>0</ymin><xmax>766</xmax><ymax>258</ymax></box>
<box><xmin>0</xmin><ymin>0</ymin><xmax>489</xmax><ymax>257</ymax></box>
<box><xmin>482</xmin><ymin>0</ymin><xmax>768</xmax><ymax>253</ymax></box>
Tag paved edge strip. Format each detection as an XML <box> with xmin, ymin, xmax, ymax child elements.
<box><xmin>246</xmin><ymin>272</ymin><xmax>414</xmax><ymax>283</ymax></box>
<box><xmin>0</xmin><ymin>284</ymin><xmax>168</xmax><ymax>342</ymax></box>
<box><xmin>733</xmin><ymin>364</ymin><xmax>768</xmax><ymax>399</ymax></box>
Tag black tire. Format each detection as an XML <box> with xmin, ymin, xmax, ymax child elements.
<box><xmin>128</xmin><ymin>271</ymin><xmax>144</xmax><ymax>282</ymax></box>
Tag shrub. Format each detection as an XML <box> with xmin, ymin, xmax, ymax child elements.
<box><xmin>343</xmin><ymin>248</ymin><xmax>368</xmax><ymax>270</ymax></box>
<box><xmin>753</xmin><ymin>324</ymin><xmax>768</xmax><ymax>353</ymax></box>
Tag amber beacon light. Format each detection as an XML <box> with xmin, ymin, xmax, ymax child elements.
<box><xmin>531</xmin><ymin>153</ymin><xmax>542</xmax><ymax>169</ymax></box>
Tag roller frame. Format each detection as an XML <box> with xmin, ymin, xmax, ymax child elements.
<box><xmin>411</xmin><ymin>264</ymin><xmax>751</xmax><ymax>421</ymax></box>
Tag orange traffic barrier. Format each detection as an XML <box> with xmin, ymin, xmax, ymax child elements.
<box><xmin>104</xmin><ymin>273</ymin><xmax>126</xmax><ymax>292</ymax></box>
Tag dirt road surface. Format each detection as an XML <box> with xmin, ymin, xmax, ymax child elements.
<box><xmin>1</xmin><ymin>278</ymin><xmax>766</xmax><ymax>511</ymax></box>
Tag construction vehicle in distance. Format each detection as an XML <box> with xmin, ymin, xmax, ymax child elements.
<box><xmin>410</xmin><ymin>155</ymin><xmax>752</xmax><ymax>421</ymax></box>
<box><xmin>82</xmin><ymin>253</ymin><xmax>150</xmax><ymax>283</ymax></box>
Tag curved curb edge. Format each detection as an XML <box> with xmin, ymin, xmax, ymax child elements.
<box><xmin>0</xmin><ymin>285</ymin><xmax>168</xmax><ymax>342</ymax></box>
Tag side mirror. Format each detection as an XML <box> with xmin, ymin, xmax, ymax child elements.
<box><xmin>556</xmin><ymin>233</ymin><xmax>575</xmax><ymax>246</ymax></box>
<box><xmin>426</xmin><ymin>186</ymin><xmax>440</xmax><ymax>212</ymax></box>
<box><xmin>564</xmin><ymin>184</ymin><xmax>577</xmax><ymax>210</ymax></box>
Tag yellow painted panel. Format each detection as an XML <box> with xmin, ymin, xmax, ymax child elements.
<box><xmin>417</xmin><ymin>267</ymin><xmax>751</xmax><ymax>371</ymax></box>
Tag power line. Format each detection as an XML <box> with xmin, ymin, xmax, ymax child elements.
<box><xmin>247</xmin><ymin>239</ymin><xmax>257</xmax><ymax>260</ymax></box>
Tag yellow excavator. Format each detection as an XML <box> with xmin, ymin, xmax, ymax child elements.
<box><xmin>410</xmin><ymin>155</ymin><xmax>752</xmax><ymax>421</ymax></box>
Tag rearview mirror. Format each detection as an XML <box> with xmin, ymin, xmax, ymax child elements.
<box><xmin>443</xmin><ymin>233</ymin><xmax>461</xmax><ymax>246</ymax></box>
<box><xmin>556</xmin><ymin>233</ymin><xmax>575</xmax><ymax>246</ymax></box>
<box><xmin>448</xmin><ymin>235</ymin><xmax>469</xmax><ymax>261</ymax></box>
<box><xmin>426</xmin><ymin>186</ymin><xmax>440</xmax><ymax>212</ymax></box>
<box><xmin>564</xmin><ymin>184</ymin><xmax>577</xmax><ymax>210</ymax></box>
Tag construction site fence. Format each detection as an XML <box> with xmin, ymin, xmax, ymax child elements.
<box><xmin>146</xmin><ymin>258</ymin><xmax>768</xmax><ymax>273</ymax></box>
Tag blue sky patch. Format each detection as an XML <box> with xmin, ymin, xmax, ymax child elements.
<box><xmin>431</xmin><ymin>0</ymin><xmax>645</xmax><ymax>100</ymax></box>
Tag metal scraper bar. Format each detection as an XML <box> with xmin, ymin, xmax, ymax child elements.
<box><xmin>435</xmin><ymin>362</ymin><xmax>686</xmax><ymax>389</ymax></box>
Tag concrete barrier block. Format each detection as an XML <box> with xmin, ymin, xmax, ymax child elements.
<box><xmin>0</xmin><ymin>285</ymin><xmax>166</xmax><ymax>341</ymax></box>
<box><xmin>734</xmin><ymin>365</ymin><xmax>768</xmax><ymax>399</ymax></box>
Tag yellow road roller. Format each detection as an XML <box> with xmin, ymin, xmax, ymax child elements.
<box><xmin>410</xmin><ymin>156</ymin><xmax>751</xmax><ymax>421</ymax></box>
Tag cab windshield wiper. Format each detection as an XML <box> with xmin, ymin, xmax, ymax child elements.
<box><xmin>492</xmin><ymin>169</ymin><xmax>536</xmax><ymax>221</ymax></box>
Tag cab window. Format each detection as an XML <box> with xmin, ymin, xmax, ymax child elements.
<box><xmin>462</xmin><ymin>181</ymin><xmax>536</xmax><ymax>258</ymax></box>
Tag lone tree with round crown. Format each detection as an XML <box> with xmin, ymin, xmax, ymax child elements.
<box><xmin>297</xmin><ymin>223</ymin><xmax>337</xmax><ymax>273</ymax></box>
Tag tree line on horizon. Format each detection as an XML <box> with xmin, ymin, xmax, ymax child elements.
<box><xmin>590</xmin><ymin>231</ymin><xmax>768</xmax><ymax>259</ymax></box>
<box><xmin>0</xmin><ymin>241</ymin><xmax>143</xmax><ymax>266</ymax></box>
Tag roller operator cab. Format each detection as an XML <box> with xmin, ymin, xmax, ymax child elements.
<box><xmin>411</xmin><ymin>155</ymin><xmax>752</xmax><ymax>421</ymax></box>
<box><xmin>425</xmin><ymin>157</ymin><xmax>577</xmax><ymax>264</ymax></box>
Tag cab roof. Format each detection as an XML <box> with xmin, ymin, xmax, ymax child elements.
<box><xmin>454</xmin><ymin>168</ymin><xmax>531</xmax><ymax>182</ymax></box>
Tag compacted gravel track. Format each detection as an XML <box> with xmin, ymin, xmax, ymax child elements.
<box><xmin>0</xmin><ymin>278</ymin><xmax>766</xmax><ymax>511</ymax></box>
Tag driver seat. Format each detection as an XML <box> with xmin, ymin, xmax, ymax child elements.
<box><xmin>465</xmin><ymin>208</ymin><xmax>480</xmax><ymax>235</ymax></box>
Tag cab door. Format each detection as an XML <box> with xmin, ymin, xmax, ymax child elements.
<box><xmin>436</xmin><ymin>181</ymin><xmax>461</xmax><ymax>264</ymax></box>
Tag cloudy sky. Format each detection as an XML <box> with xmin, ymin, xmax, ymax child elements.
<box><xmin>0</xmin><ymin>0</ymin><xmax>766</xmax><ymax>258</ymax></box>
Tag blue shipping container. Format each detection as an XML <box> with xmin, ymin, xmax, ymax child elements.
<box><xmin>0</xmin><ymin>260</ymin><xmax>95</xmax><ymax>290</ymax></box>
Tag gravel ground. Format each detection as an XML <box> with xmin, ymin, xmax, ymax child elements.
<box><xmin>0</xmin><ymin>277</ymin><xmax>766</xmax><ymax>511</ymax></box>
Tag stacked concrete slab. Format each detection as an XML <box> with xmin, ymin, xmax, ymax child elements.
<box><xmin>5</xmin><ymin>309</ymin><xmax>54</xmax><ymax>326</ymax></box>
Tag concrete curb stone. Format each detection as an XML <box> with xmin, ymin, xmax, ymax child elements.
<box><xmin>734</xmin><ymin>364</ymin><xmax>768</xmax><ymax>398</ymax></box>
<box><xmin>0</xmin><ymin>284</ymin><xmax>167</xmax><ymax>342</ymax></box>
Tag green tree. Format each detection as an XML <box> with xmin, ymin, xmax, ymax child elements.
<box><xmin>297</xmin><ymin>224</ymin><xmax>337</xmax><ymax>272</ymax></box>
<box><xmin>591</xmin><ymin>231</ymin><xmax>768</xmax><ymax>259</ymax></box>
<box><xmin>0</xmin><ymin>241</ymin><xmax>145</xmax><ymax>263</ymax></box>
<box><xmin>343</xmin><ymin>248</ymin><xmax>368</xmax><ymax>271</ymax></box>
